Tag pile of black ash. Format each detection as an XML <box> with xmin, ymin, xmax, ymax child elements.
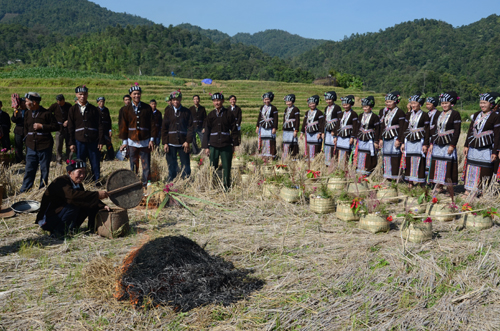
<box><xmin>115</xmin><ymin>235</ymin><xmax>264</xmax><ymax>311</ymax></box>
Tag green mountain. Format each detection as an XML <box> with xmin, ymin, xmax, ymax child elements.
<box><xmin>0</xmin><ymin>0</ymin><xmax>153</xmax><ymax>35</ymax></box>
<box><xmin>292</xmin><ymin>15</ymin><xmax>500</xmax><ymax>103</ymax></box>
<box><xmin>22</xmin><ymin>24</ymin><xmax>313</xmax><ymax>82</ymax></box>
<box><xmin>231</xmin><ymin>30</ymin><xmax>327</xmax><ymax>58</ymax></box>
<box><xmin>176</xmin><ymin>23</ymin><xmax>230</xmax><ymax>43</ymax></box>
<box><xmin>177</xmin><ymin>23</ymin><xmax>327</xmax><ymax>58</ymax></box>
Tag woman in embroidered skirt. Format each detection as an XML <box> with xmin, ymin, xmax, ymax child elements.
<box><xmin>355</xmin><ymin>96</ymin><xmax>379</xmax><ymax>175</ymax></box>
<box><xmin>428</xmin><ymin>91</ymin><xmax>462</xmax><ymax>191</ymax></box>
<box><xmin>425</xmin><ymin>96</ymin><xmax>441</xmax><ymax>180</ymax></box>
<box><xmin>463</xmin><ymin>93</ymin><xmax>500</xmax><ymax>195</ymax></box>
<box><xmin>281</xmin><ymin>94</ymin><xmax>301</xmax><ymax>160</ymax></box>
<box><xmin>323</xmin><ymin>91</ymin><xmax>341</xmax><ymax>166</ymax></box>
<box><xmin>486</xmin><ymin>92</ymin><xmax>500</xmax><ymax>180</ymax></box>
<box><xmin>403</xmin><ymin>94</ymin><xmax>430</xmax><ymax>187</ymax></box>
<box><xmin>300</xmin><ymin>95</ymin><xmax>324</xmax><ymax>160</ymax></box>
<box><xmin>256</xmin><ymin>92</ymin><xmax>279</xmax><ymax>158</ymax></box>
<box><xmin>379</xmin><ymin>91</ymin><xmax>406</xmax><ymax>181</ymax></box>
<box><xmin>335</xmin><ymin>95</ymin><xmax>359</xmax><ymax>168</ymax></box>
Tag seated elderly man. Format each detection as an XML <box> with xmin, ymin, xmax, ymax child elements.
<box><xmin>35</xmin><ymin>159</ymin><xmax>109</xmax><ymax>237</ymax></box>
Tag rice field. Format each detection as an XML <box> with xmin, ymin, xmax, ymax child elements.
<box><xmin>0</xmin><ymin>128</ymin><xmax>500</xmax><ymax>330</ymax></box>
<box><xmin>0</xmin><ymin>73</ymin><xmax>478</xmax><ymax>147</ymax></box>
<box><xmin>0</xmin><ymin>73</ymin><xmax>495</xmax><ymax>330</ymax></box>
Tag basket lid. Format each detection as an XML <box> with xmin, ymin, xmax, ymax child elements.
<box><xmin>106</xmin><ymin>169</ymin><xmax>143</xmax><ymax>209</ymax></box>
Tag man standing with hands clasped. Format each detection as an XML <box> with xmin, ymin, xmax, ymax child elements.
<box><xmin>162</xmin><ymin>90</ymin><xmax>194</xmax><ymax>182</ymax></box>
<box><xmin>49</xmin><ymin>94</ymin><xmax>72</xmax><ymax>164</ymax></box>
<box><xmin>68</xmin><ymin>86</ymin><xmax>104</xmax><ymax>185</ymax></box>
<box><xmin>119</xmin><ymin>83</ymin><xmax>156</xmax><ymax>188</ymax></box>
<box><xmin>20</xmin><ymin>92</ymin><xmax>59</xmax><ymax>192</ymax></box>
<box><xmin>202</xmin><ymin>93</ymin><xmax>239</xmax><ymax>190</ymax></box>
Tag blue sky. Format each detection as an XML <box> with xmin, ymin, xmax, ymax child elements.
<box><xmin>93</xmin><ymin>0</ymin><xmax>499</xmax><ymax>41</ymax></box>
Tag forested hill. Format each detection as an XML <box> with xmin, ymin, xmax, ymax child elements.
<box><xmin>292</xmin><ymin>15</ymin><xmax>500</xmax><ymax>103</ymax></box>
<box><xmin>2</xmin><ymin>24</ymin><xmax>313</xmax><ymax>83</ymax></box>
<box><xmin>0</xmin><ymin>0</ymin><xmax>152</xmax><ymax>35</ymax></box>
<box><xmin>177</xmin><ymin>23</ymin><xmax>327</xmax><ymax>58</ymax></box>
<box><xmin>232</xmin><ymin>30</ymin><xmax>327</xmax><ymax>58</ymax></box>
<box><xmin>176</xmin><ymin>23</ymin><xmax>231</xmax><ymax>43</ymax></box>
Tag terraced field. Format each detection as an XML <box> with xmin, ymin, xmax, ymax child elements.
<box><xmin>0</xmin><ymin>76</ymin><xmax>477</xmax><ymax>147</ymax></box>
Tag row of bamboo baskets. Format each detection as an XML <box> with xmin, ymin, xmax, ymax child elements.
<box><xmin>260</xmin><ymin>175</ymin><xmax>495</xmax><ymax>242</ymax></box>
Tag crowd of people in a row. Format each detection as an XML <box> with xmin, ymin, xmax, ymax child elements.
<box><xmin>2</xmin><ymin>84</ymin><xmax>498</xmax><ymax>237</ymax></box>
<box><xmin>2</xmin><ymin>86</ymin><xmax>500</xmax><ymax>198</ymax></box>
<box><xmin>262</xmin><ymin>90</ymin><xmax>500</xmax><ymax>197</ymax></box>
<box><xmin>2</xmin><ymin>85</ymin><xmax>243</xmax><ymax>192</ymax></box>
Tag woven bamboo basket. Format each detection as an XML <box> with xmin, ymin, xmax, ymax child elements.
<box><xmin>359</xmin><ymin>214</ymin><xmax>390</xmax><ymax>233</ymax></box>
<box><xmin>95</xmin><ymin>208</ymin><xmax>130</xmax><ymax>239</ymax></box>
<box><xmin>190</xmin><ymin>160</ymin><xmax>199</xmax><ymax>172</ymax></box>
<box><xmin>263</xmin><ymin>183</ymin><xmax>279</xmax><ymax>198</ymax></box>
<box><xmin>401</xmin><ymin>223</ymin><xmax>432</xmax><ymax>243</ymax></box>
<box><xmin>247</xmin><ymin>162</ymin><xmax>258</xmax><ymax>172</ymax></box>
<box><xmin>310</xmin><ymin>195</ymin><xmax>335</xmax><ymax>214</ymax></box>
<box><xmin>347</xmin><ymin>182</ymin><xmax>369</xmax><ymax>195</ymax></box>
<box><xmin>404</xmin><ymin>197</ymin><xmax>426</xmax><ymax>214</ymax></box>
<box><xmin>240</xmin><ymin>174</ymin><xmax>251</xmax><ymax>185</ymax></box>
<box><xmin>462</xmin><ymin>214</ymin><xmax>493</xmax><ymax>230</ymax></box>
<box><xmin>327</xmin><ymin>177</ymin><xmax>347</xmax><ymax>191</ymax></box>
<box><xmin>280</xmin><ymin>187</ymin><xmax>301</xmax><ymax>203</ymax></box>
<box><xmin>231</xmin><ymin>158</ymin><xmax>245</xmax><ymax>169</ymax></box>
<box><xmin>427</xmin><ymin>203</ymin><xmax>454</xmax><ymax>221</ymax></box>
<box><xmin>376</xmin><ymin>188</ymin><xmax>399</xmax><ymax>203</ymax></box>
<box><xmin>275</xmin><ymin>167</ymin><xmax>289</xmax><ymax>175</ymax></box>
<box><xmin>262</xmin><ymin>166</ymin><xmax>273</xmax><ymax>175</ymax></box>
<box><xmin>336</xmin><ymin>201</ymin><xmax>360</xmax><ymax>221</ymax></box>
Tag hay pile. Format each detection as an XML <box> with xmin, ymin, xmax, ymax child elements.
<box><xmin>115</xmin><ymin>235</ymin><xmax>264</xmax><ymax>311</ymax></box>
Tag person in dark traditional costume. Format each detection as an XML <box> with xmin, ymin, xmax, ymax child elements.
<box><xmin>97</xmin><ymin>97</ymin><xmax>115</xmax><ymax>161</ymax></box>
<box><xmin>35</xmin><ymin>159</ymin><xmax>109</xmax><ymax>237</ymax></box>
<box><xmin>425</xmin><ymin>96</ymin><xmax>441</xmax><ymax>179</ymax></box>
<box><xmin>162</xmin><ymin>90</ymin><xmax>194</xmax><ymax>182</ymax></box>
<box><xmin>462</xmin><ymin>93</ymin><xmax>500</xmax><ymax>195</ymax></box>
<box><xmin>300</xmin><ymin>95</ymin><xmax>325</xmax><ymax>160</ymax></box>
<box><xmin>403</xmin><ymin>94</ymin><xmax>430</xmax><ymax>187</ymax></box>
<box><xmin>189</xmin><ymin>95</ymin><xmax>206</xmax><ymax>155</ymax></box>
<box><xmin>256</xmin><ymin>92</ymin><xmax>278</xmax><ymax>158</ymax></box>
<box><xmin>20</xmin><ymin>92</ymin><xmax>59</xmax><ymax>192</ymax></box>
<box><xmin>334</xmin><ymin>95</ymin><xmax>358</xmax><ymax>167</ymax></box>
<box><xmin>0</xmin><ymin>101</ymin><xmax>11</xmax><ymax>151</ymax></box>
<box><xmin>228</xmin><ymin>95</ymin><xmax>242</xmax><ymax>148</ymax></box>
<box><xmin>485</xmin><ymin>92</ymin><xmax>500</xmax><ymax>180</ymax></box>
<box><xmin>48</xmin><ymin>94</ymin><xmax>72</xmax><ymax>164</ymax></box>
<box><xmin>428</xmin><ymin>91</ymin><xmax>462</xmax><ymax>191</ymax></box>
<box><xmin>281</xmin><ymin>94</ymin><xmax>300</xmax><ymax>160</ymax></box>
<box><xmin>323</xmin><ymin>91</ymin><xmax>342</xmax><ymax>165</ymax></box>
<box><xmin>150</xmin><ymin>99</ymin><xmax>162</xmax><ymax>149</ymax></box>
<box><xmin>202</xmin><ymin>93</ymin><xmax>239</xmax><ymax>190</ymax></box>
<box><xmin>68</xmin><ymin>86</ymin><xmax>104</xmax><ymax>184</ymax></box>
<box><xmin>11</xmin><ymin>97</ymin><xmax>27</xmax><ymax>163</ymax></box>
<box><xmin>355</xmin><ymin>96</ymin><xmax>379</xmax><ymax>175</ymax></box>
<box><xmin>119</xmin><ymin>84</ymin><xmax>157</xmax><ymax>187</ymax></box>
<box><xmin>379</xmin><ymin>92</ymin><xmax>405</xmax><ymax>181</ymax></box>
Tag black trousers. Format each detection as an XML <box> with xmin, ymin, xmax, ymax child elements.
<box><xmin>14</xmin><ymin>134</ymin><xmax>24</xmax><ymax>163</ymax></box>
<box><xmin>41</xmin><ymin>204</ymin><xmax>99</xmax><ymax>237</ymax></box>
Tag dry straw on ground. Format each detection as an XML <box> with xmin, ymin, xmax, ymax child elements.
<box><xmin>1</xmin><ymin>133</ymin><xmax>500</xmax><ymax>330</ymax></box>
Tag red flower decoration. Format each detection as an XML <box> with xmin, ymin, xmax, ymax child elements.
<box><xmin>386</xmin><ymin>216</ymin><xmax>393</xmax><ymax>222</ymax></box>
<box><xmin>424</xmin><ymin>217</ymin><xmax>432</xmax><ymax>223</ymax></box>
<box><xmin>373</xmin><ymin>184</ymin><xmax>381</xmax><ymax>189</ymax></box>
<box><xmin>350</xmin><ymin>198</ymin><xmax>360</xmax><ymax>209</ymax></box>
<box><xmin>432</xmin><ymin>197</ymin><xmax>438</xmax><ymax>204</ymax></box>
<box><xmin>358</xmin><ymin>175</ymin><xmax>369</xmax><ymax>183</ymax></box>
